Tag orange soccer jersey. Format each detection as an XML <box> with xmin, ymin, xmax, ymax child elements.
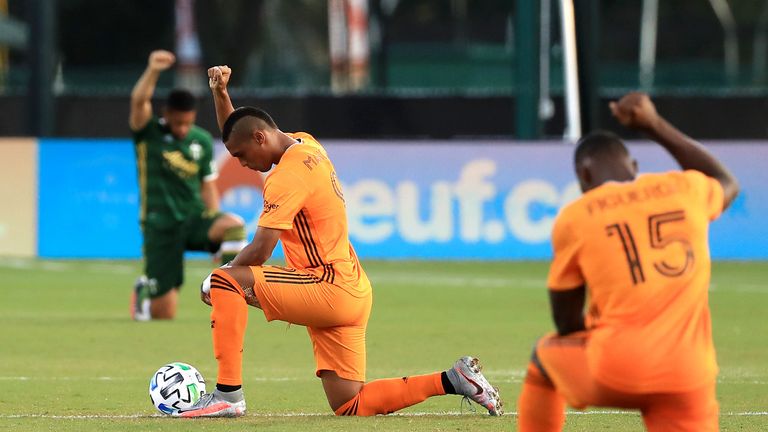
<box><xmin>257</xmin><ymin>132</ymin><xmax>370</xmax><ymax>296</ymax></box>
<box><xmin>547</xmin><ymin>170</ymin><xmax>725</xmax><ymax>394</ymax></box>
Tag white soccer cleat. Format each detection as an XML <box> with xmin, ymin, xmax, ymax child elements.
<box><xmin>172</xmin><ymin>389</ymin><xmax>246</xmax><ymax>418</ymax></box>
<box><xmin>446</xmin><ymin>356</ymin><xmax>504</xmax><ymax>416</ymax></box>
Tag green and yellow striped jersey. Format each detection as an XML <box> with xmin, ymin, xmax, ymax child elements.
<box><xmin>133</xmin><ymin>116</ymin><xmax>217</xmax><ymax>229</ymax></box>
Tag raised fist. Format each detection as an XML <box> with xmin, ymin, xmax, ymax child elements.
<box><xmin>148</xmin><ymin>50</ymin><xmax>176</xmax><ymax>72</ymax></box>
<box><xmin>208</xmin><ymin>65</ymin><xmax>232</xmax><ymax>91</ymax></box>
<box><xmin>609</xmin><ymin>92</ymin><xmax>660</xmax><ymax>131</ymax></box>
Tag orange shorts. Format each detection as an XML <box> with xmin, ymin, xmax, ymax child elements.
<box><xmin>250</xmin><ymin>265</ymin><xmax>372</xmax><ymax>382</ymax></box>
<box><xmin>536</xmin><ymin>332</ymin><xmax>718</xmax><ymax>432</ymax></box>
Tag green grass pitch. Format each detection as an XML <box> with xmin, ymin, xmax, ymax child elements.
<box><xmin>0</xmin><ymin>259</ymin><xmax>766</xmax><ymax>431</ymax></box>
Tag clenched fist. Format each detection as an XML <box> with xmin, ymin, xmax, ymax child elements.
<box><xmin>609</xmin><ymin>92</ymin><xmax>660</xmax><ymax>131</ymax></box>
<box><xmin>208</xmin><ymin>65</ymin><xmax>232</xmax><ymax>91</ymax></box>
<box><xmin>148</xmin><ymin>50</ymin><xmax>176</xmax><ymax>72</ymax></box>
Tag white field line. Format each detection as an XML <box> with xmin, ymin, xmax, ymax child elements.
<box><xmin>0</xmin><ymin>259</ymin><xmax>136</xmax><ymax>274</ymax></box>
<box><xmin>0</xmin><ymin>259</ymin><xmax>541</xmax><ymax>288</ymax></box>
<box><xmin>0</xmin><ymin>411</ymin><xmax>766</xmax><ymax>419</ymax></box>
<box><xmin>0</xmin><ymin>259</ymin><xmax>72</xmax><ymax>272</ymax></box>
<box><xmin>710</xmin><ymin>282</ymin><xmax>768</xmax><ymax>293</ymax></box>
<box><xmin>368</xmin><ymin>273</ymin><xmax>543</xmax><ymax>289</ymax></box>
<box><xmin>2</xmin><ymin>259</ymin><xmax>765</xmax><ymax>292</ymax></box>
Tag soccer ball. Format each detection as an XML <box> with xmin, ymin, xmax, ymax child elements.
<box><xmin>149</xmin><ymin>362</ymin><xmax>206</xmax><ymax>415</ymax></box>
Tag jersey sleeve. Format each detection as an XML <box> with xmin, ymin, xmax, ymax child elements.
<box><xmin>199</xmin><ymin>134</ymin><xmax>218</xmax><ymax>182</ymax></box>
<box><xmin>547</xmin><ymin>210</ymin><xmax>585</xmax><ymax>291</ymax></box>
<box><xmin>682</xmin><ymin>170</ymin><xmax>725</xmax><ymax>221</ymax></box>
<box><xmin>257</xmin><ymin>168</ymin><xmax>312</xmax><ymax>230</ymax></box>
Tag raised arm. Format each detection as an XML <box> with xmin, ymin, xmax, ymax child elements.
<box><xmin>208</xmin><ymin>65</ymin><xmax>236</xmax><ymax>132</ymax></box>
<box><xmin>129</xmin><ymin>50</ymin><xmax>176</xmax><ymax>131</ymax></box>
<box><xmin>610</xmin><ymin>92</ymin><xmax>739</xmax><ymax>210</ymax></box>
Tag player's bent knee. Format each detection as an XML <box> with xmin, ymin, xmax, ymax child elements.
<box><xmin>210</xmin><ymin>216</ymin><xmax>247</xmax><ymax>263</ymax></box>
<box><xmin>225</xmin><ymin>212</ymin><xmax>245</xmax><ymax>225</ymax></box>
<box><xmin>207</xmin><ymin>213</ymin><xmax>246</xmax><ymax>244</ymax></box>
<box><xmin>529</xmin><ymin>337</ymin><xmax>552</xmax><ymax>382</ymax></box>
<box><xmin>210</xmin><ymin>267</ymin><xmax>260</xmax><ymax>308</ymax></box>
<box><xmin>217</xmin><ymin>266</ymin><xmax>254</xmax><ymax>290</ymax></box>
<box><xmin>150</xmin><ymin>289</ymin><xmax>178</xmax><ymax>319</ymax></box>
<box><xmin>150</xmin><ymin>307</ymin><xmax>175</xmax><ymax>320</ymax></box>
<box><xmin>319</xmin><ymin>370</ymin><xmax>364</xmax><ymax>413</ymax></box>
<box><xmin>215</xmin><ymin>213</ymin><xmax>245</xmax><ymax>230</ymax></box>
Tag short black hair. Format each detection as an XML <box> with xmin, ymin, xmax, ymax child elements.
<box><xmin>166</xmin><ymin>89</ymin><xmax>197</xmax><ymax>112</ymax></box>
<box><xmin>574</xmin><ymin>130</ymin><xmax>629</xmax><ymax>166</ymax></box>
<box><xmin>221</xmin><ymin>106</ymin><xmax>278</xmax><ymax>142</ymax></box>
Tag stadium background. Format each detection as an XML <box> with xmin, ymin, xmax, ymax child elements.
<box><xmin>1</xmin><ymin>1</ymin><xmax>767</xmax><ymax>431</ymax></box>
<box><xmin>2</xmin><ymin>0</ymin><xmax>768</xmax><ymax>259</ymax></box>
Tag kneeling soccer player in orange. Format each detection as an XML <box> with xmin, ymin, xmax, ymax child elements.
<box><xmin>517</xmin><ymin>92</ymin><xmax>739</xmax><ymax>432</ymax></box>
<box><xmin>172</xmin><ymin>65</ymin><xmax>504</xmax><ymax>418</ymax></box>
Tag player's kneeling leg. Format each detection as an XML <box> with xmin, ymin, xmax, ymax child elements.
<box><xmin>333</xmin><ymin>357</ymin><xmax>502</xmax><ymax>416</ymax></box>
<box><xmin>332</xmin><ymin>372</ymin><xmax>446</xmax><ymax>416</ymax></box>
<box><xmin>517</xmin><ymin>342</ymin><xmax>566</xmax><ymax>432</ymax></box>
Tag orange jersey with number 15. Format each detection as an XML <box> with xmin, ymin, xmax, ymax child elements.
<box><xmin>257</xmin><ymin>132</ymin><xmax>370</xmax><ymax>297</ymax></box>
<box><xmin>547</xmin><ymin>170</ymin><xmax>725</xmax><ymax>394</ymax></box>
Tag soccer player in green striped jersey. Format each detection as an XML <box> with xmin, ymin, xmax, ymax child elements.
<box><xmin>129</xmin><ymin>50</ymin><xmax>247</xmax><ymax>321</ymax></box>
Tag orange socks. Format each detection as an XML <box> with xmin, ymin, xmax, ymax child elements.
<box><xmin>209</xmin><ymin>269</ymin><xmax>249</xmax><ymax>386</ymax></box>
<box><xmin>517</xmin><ymin>362</ymin><xmax>566</xmax><ymax>432</ymax></box>
<box><xmin>335</xmin><ymin>373</ymin><xmax>446</xmax><ymax>416</ymax></box>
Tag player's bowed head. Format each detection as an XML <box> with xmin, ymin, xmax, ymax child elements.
<box><xmin>221</xmin><ymin>108</ymin><xmax>283</xmax><ymax>173</ymax></box>
<box><xmin>573</xmin><ymin>131</ymin><xmax>638</xmax><ymax>193</ymax></box>
<box><xmin>207</xmin><ymin>65</ymin><xmax>296</xmax><ymax>173</ymax></box>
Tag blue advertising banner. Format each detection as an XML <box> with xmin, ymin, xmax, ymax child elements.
<box><xmin>38</xmin><ymin>139</ymin><xmax>142</xmax><ymax>258</ymax></box>
<box><xmin>37</xmin><ymin>139</ymin><xmax>768</xmax><ymax>259</ymax></box>
<box><xmin>319</xmin><ymin>141</ymin><xmax>767</xmax><ymax>259</ymax></box>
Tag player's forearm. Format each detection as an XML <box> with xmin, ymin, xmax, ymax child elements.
<box><xmin>229</xmin><ymin>227</ymin><xmax>281</xmax><ymax>266</ymax></box>
<box><xmin>643</xmin><ymin>117</ymin><xmax>740</xmax><ymax>207</ymax></box>
<box><xmin>644</xmin><ymin>117</ymin><xmax>728</xmax><ymax>178</ymax></box>
<box><xmin>230</xmin><ymin>242</ymin><xmax>270</xmax><ymax>267</ymax></box>
<box><xmin>201</xmin><ymin>181</ymin><xmax>220</xmax><ymax>212</ymax></box>
<box><xmin>212</xmin><ymin>88</ymin><xmax>235</xmax><ymax>132</ymax></box>
<box><xmin>131</xmin><ymin>66</ymin><xmax>162</xmax><ymax>106</ymax></box>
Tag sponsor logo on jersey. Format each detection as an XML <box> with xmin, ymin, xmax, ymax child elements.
<box><xmin>163</xmin><ymin>150</ymin><xmax>200</xmax><ymax>179</ymax></box>
<box><xmin>263</xmin><ymin>200</ymin><xmax>280</xmax><ymax>214</ymax></box>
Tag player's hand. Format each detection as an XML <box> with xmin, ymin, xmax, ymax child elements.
<box><xmin>201</xmin><ymin>290</ymin><xmax>212</xmax><ymax>306</ymax></box>
<box><xmin>208</xmin><ymin>65</ymin><xmax>232</xmax><ymax>91</ymax></box>
<box><xmin>609</xmin><ymin>92</ymin><xmax>660</xmax><ymax>131</ymax></box>
<box><xmin>148</xmin><ymin>50</ymin><xmax>176</xmax><ymax>72</ymax></box>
